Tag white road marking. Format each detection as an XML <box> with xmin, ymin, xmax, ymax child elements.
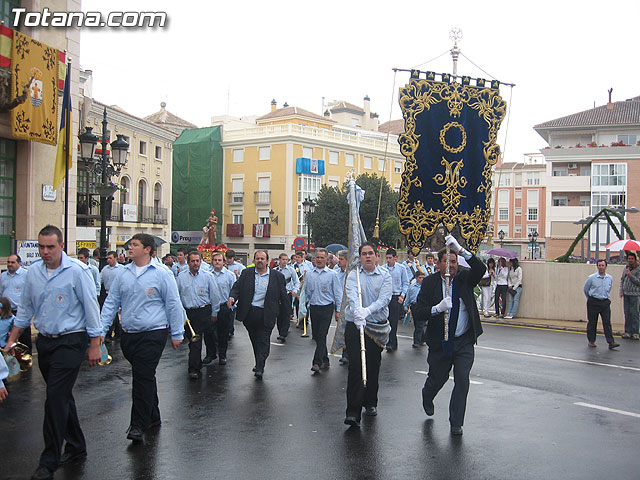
<box><xmin>574</xmin><ymin>402</ymin><xmax>640</xmax><ymax>419</ymax></box>
<box><xmin>477</xmin><ymin>345</ymin><xmax>640</xmax><ymax>372</ymax></box>
<box><xmin>414</xmin><ymin>371</ymin><xmax>483</xmax><ymax>385</ymax></box>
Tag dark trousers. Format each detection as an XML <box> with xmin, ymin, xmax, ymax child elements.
<box><xmin>587</xmin><ymin>297</ymin><xmax>614</xmax><ymax>343</ymax></box>
<box><xmin>203</xmin><ymin>303</ymin><xmax>231</xmax><ymax>359</ymax></box>
<box><xmin>495</xmin><ymin>285</ymin><xmax>508</xmax><ymax>316</ymax></box>
<box><xmin>244</xmin><ymin>307</ymin><xmax>273</xmax><ymax>372</ymax></box>
<box><xmin>185</xmin><ymin>305</ymin><xmax>213</xmax><ymax>372</ymax></box>
<box><xmin>277</xmin><ymin>293</ymin><xmax>293</xmax><ymax>337</ymax></box>
<box><xmin>36</xmin><ymin>332</ymin><xmax>88</xmax><ymax>470</ymax></box>
<box><xmin>422</xmin><ymin>330</ymin><xmax>475</xmax><ymax>428</ymax></box>
<box><xmin>411</xmin><ymin>304</ymin><xmax>425</xmax><ymax>345</ymax></box>
<box><xmin>387</xmin><ymin>295</ymin><xmax>403</xmax><ymax>349</ymax></box>
<box><xmin>293</xmin><ymin>296</ymin><xmax>300</xmax><ymax>319</ymax></box>
<box><xmin>120</xmin><ymin>329</ymin><xmax>167</xmax><ymax>430</ymax></box>
<box><xmin>345</xmin><ymin>322</ymin><xmax>382</xmax><ymax>421</ymax></box>
<box><xmin>310</xmin><ymin>304</ymin><xmax>334</xmax><ymax>366</ymax></box>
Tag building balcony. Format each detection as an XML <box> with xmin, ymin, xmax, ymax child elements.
<box><xmin>109</xmin><ymin>202</ymin><xmax>168</xmax><ymax>224</ymax></box>
<box><xmin>254</xmin><ymin>190</ymin><xmax>271</xmax><ymax>205</ymax></box>
<box><xmin>546</xmin><ymin>174</ymin><xmax>591</xmax><ymax>191</ymax></box>
<box><xmin>228</xmin><ymin>191</ymin><xmax>244</xmax><ymax>205</ymax></box>
<box><xmin>252</xmin><ymin>223</ymin><xmax>271</xmax><ymax>238</ymax></box>
<box><xmin>226</xmin><ymin>223</ymin><xmax>244</xmax><ymax>237</ymax></box>
<box><xmin>541</xmin><ymin>145</ymin><xmax>640</xmax><ymax>162</ymax></box>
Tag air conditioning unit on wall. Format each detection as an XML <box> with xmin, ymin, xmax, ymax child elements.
<box><xmin>568</xmin><ymin>163</ymin><xmax>577</xmax><ymax>169</ymax></box>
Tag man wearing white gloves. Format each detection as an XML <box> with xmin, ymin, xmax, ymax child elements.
<box><xmin>413</xmin><ymin>234</ymin><xmax>486</xmax><ymax>436</ymax></box>
<box><xmin>343</xmin><ymin>242</ymin><xmax>392</xmax><ymax>428</ymax></box>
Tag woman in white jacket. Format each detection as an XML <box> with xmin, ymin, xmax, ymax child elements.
<box><xmin>480</xmin><ymin>258</ymin><xmax>496</xmax><ymax>317</ymax></box>
<box><xmin>505</xmin><ymin>258</ymin><xmax>523</xmax><ymax>319</ymax></box>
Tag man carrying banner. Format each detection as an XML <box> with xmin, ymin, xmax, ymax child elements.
<box><xmin>413</xmin><ymin>235</ymin><xmax>485</xmax><ymax>435</ymax></box>
<box><xmin>343</xmin><ymin>241</ymin><xmax>392</xmax><ymax>427</ymax></box>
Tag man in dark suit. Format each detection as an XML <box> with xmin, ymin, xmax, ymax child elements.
<box><xmin>413</xmin><ymin>235</ymin><xmax>485</xmax><ymax>436</ymax></box>
<box><xmin>228</xmin><ymin>250</ymin><xmax>291</xmax><ymax>379</ymax></box>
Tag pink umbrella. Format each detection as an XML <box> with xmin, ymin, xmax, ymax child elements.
<box><xmin>605</xmin><ymin>239</ymin><xmax>640</xmax><ymax>251</ymax></box>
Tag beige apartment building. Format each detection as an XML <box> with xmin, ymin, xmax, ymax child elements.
<box><xmin>76</xmin><ymin>72</ymin><xmax>179</xmax><ymax>257</ymax></box>
<box><xmin>217</xmin><ymin>99</ymin><xmax>405</xmax><ymax>259</ymax></box>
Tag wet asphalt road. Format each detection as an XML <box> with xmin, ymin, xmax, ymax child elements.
<box><xmin>1</xmin><ymin>321</ymin><xmax>639</xmax><ymax>480</ymax></box>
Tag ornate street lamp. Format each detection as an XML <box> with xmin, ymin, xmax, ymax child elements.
<box><xmin>302</xmin><ymin>197</ymin><xmax>316</xmax><ymax>253</ymax></box>
<box><xmin>498</xmin><ymin>229</ymin><xmax>505</xmax><ymax>248</ymax></box>
<box><xmin>79</xmin><ymin>107</ymin><xmax>129</xmax><ymax>269</ymax></box>
<box><xmin>528</xmin><ymin>230</ymin><xmax>539</xmax><ymax>260</ymax></box>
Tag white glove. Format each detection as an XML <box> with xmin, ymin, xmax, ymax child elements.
<box><xmin>435</xmin><ymin>296</ymin><xmax>452</xmax><ymax>313</ymax></box>
<box><xmin>354</xmin><ymin>316</ymin><xmax>366</xmax><ymax>329</ymax></box>
<box><xmin>445</xmin><ymin>234</ymin><xmax>463</xmax><ymax>254</ymax></box>
<box><xmin>355</xmin><ymin>307</ymin><xmax>370</xmax><ymax>321</ymax></box>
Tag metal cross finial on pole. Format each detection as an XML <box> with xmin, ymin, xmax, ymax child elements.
<box><xmin>449</xmin><ymin>27</ymin><xmax>463</xmax><ymax>77</ymax></box>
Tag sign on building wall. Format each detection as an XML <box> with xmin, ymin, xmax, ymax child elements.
<box><xmin>17</xmin><ymin>240</ymin><xmax>40</xmax><ymax>266</ymax></box>
<box><xmin>76</xmin><ymin>241</ymin><xmax>96</xmax><ymax>250</ymax></box>
<box><xmin>42</xmin><ymin>184</ymin><xmax>56</xmax><ymax>201</ymax></box>
<box><xmin>123</xmin><ymin>204</ymin><xmax>137</xmax><ymax>222</ymax></box>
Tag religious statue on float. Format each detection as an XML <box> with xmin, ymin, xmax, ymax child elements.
<box><xmin>197</xmin><ymin>208</ymin><xmax>228</xmax><ymax>263</ymax></box>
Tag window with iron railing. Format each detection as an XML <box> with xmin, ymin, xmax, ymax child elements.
<box><xmin>254</xmin><ymin>191</ymin><xmax>270</xmax><ymax>204</ymax></box>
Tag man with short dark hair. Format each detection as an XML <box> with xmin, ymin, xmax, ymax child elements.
<box><xmin>584</xmin><ymin>259</ymin><xmax>619</xmax><ymax>349</ymax></box>
<box><xmin>225</xmin><ymin>249</ymin><xmax>245</xmax><ymax>279</ymax></box>
<box><xmin>274</xmin><ymin>253</ymin><xmax>299</xmax><ymax>342</ymax></box>
<box><xmin>228</xmin><ymin>250</ymin><xmax>291</xmax><ymax>379</ymax></box>
<box><xmin>381</xmin><ymin>248</ymin><xmax>409</xmax><ymax>351</ymax></box>
<box><xmin>0</xmin><ymin>253</ymin><xmax>29</xmax><ymax>351</ymax></box>
<box><xmin>77</xmin><ymin>248</ymin><xmax>101</xmax><ymax>297</ymax></box>
<box><xmin>101</xmin><ymin>251</ymin><xmax>123</xmax><ymax>342</ymax></box>
<box><xmin>171</xmin><ymin>248</ymin><xmax>188</xmax><ymax>277</ymax></box>
<box><xmin>3</xmin><ymin>225</ymin><xmax>102</xmax><ymax>479</ymax></box>
<box><xmin>620</xmin><ymin>251</ymin><xmax>640</xmax><ymax>340</ymax></box>
<box><xmin>101</xmin><ymin>233</ymin><xmax>184</xmax><ymax>443</ymax></box>
<box><xmin>414</xmin><ymin>235</ymin><xmax>485</xmax><ymax>436</ymax></box>
<box><xmin>208</xmin><ymin>251</ymin><xmax>237</xmax><ymax>365</ymax></box>
<box><xmin>425</xmin><ymin>253</ymin><xmax>436</xmax><ymax>275</ymax></box>
<box><xmin>405</xmin><ymin>270</ymin><xmax>426</xmax><ymax>347</ymax></box>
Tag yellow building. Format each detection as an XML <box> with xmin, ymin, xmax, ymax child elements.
<box><xmin>219</xmin><ymin>99</ymin><xmax>405</xmax><ymax>260</ymax></box>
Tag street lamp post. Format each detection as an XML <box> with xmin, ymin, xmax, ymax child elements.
<box><xmin>78</xmin><ymin>107</ymin><xmax>129</xmax><ymax>269</ymax></box>
<box><xmin>302</xmin><ymin>197</ymin><xmax>316</xmax><ymax>254</ymax></box>
<box><xmin>498</xmin><ymin>229</ymin><xmax>505</xmax><ymax>248</ymax></box>
<box><xmin>528</xmin><ymin>230</ymin><xmax>538</xmax><ymax>260</ymax></box>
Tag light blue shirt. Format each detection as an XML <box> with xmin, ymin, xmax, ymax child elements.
<box><xmin>405</xmin><ymin>282</ymin><xmax>422</xmax><ymax>311</ymax></box>
<box><xmin>345</xmin><ymin>266</ymin><xmax>392</xmax><ymax>324</ymax></box>
<box><xmin>212</xmin><ymin>267</ymin><xmax>236</xmax><ymax>303</ymax></box>
<box><xmin>304</xmin><ymin>266</ymin><xmax>342</xmax><ymax>310</ymax></box>
<box><xmin>0</xmin><ymin>353</ymin><xmax>8</xmax><ymax>389</ymax></box>
<box><xmin>276</xmin><ymin>264</ymin><xmax>300</xmax><ymax>294</ymax></box>
<box><xmin>86</xmin><ymin>263</ymin><xmax>101</xmax><ymax>296</ymax></box>
<box><xmin>430</xmin><ymin>250</ymin><xmax>473</xmax><ymax>337</ymax></box>
<box><xmin>101</xmin><ymin>263</ymin><xmax>123</xmax><ymax>292</ymax></box>
<box><xmin>101</xmin><ymin>260</ymin><xmax>185</xmax><ymax>340</ymax></box>
<box><xmin>0</xmin><ymin>314</ymin><xmax>14</xmax><ymax>348</ymax></box>
<box><xmin>177</xmin><ymin>269</ymin><xmax>221</xmax><ymax>315</ymax></box>
<box><xmin>334</xmin><ymin>266</ymin><xmax>347</xmax><ymax>286</ymax></box>
<box><xmin>226</xmin><ymin>261</ymin><xmax>245</xmax><ymax>279</ymax></box>
<box><xmin>14</xmin><ymin>253</ymin><xmax>102</xmax><ymax>337</ymax></box>
<box><xmin>252</xmin><ymin>268</ymin><xmax>271</xmax><ymax>308</ymax></box>
<box><xmin>382</xmin><ymin>263</ymin><xmax>410</xmax><ymax>297</ymax></box>
<box><xmin>0</xmin><ymin>267</ymin><xmax>26</xmax><ymax>310</ymax></box>
<box><xmin>172</xmin><ymin>261</ymin><xmax>189</xmax><ymax>278</ymax></box>
<box><xmin>584</xmin><ymin>272</ymin><xmax>613</xmax><ymax>300</ymax></box>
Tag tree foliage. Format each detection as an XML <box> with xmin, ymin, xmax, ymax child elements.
<box><xmin>310</xmin><ymin>173</ymin><xmax>400</xmax><ymax>247</ymax></box>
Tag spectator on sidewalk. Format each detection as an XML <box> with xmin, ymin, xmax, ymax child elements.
<box><xmin>494</xmin><ymin>258</ymin><xmax>509</xmax><ymax>318</ymax></box>
<box><xmin>584</xmin><ymin>259</ymin><xmax>619</xmax><ymax>349</ymax></box>
<box><xmin>479</xmin><ymin>258</ymin><xmax>495</xmax><ymax>317</ymax></box>
<box><xmin>504</xmin><ymin>258</ymin><xmax>522</xmax><ymax>319</ymax></box>
<box><xmin>620</xmin><ymin>251</ymin><xmax>640</xmax><ymax>340</ymax></box>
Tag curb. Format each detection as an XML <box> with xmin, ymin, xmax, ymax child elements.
<box><xmin>483</xmin><ymin>318</ymin><xmax>625</xmax><ymax>336</ymax></box>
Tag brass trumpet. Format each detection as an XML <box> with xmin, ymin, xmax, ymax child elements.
<box><xmin>2</xmin><ymin>341</ymin><xmax>32</xmax><ymax>381</ymax></box>
<box><xmin>184</xmin><ymin>318</ymin><xmax>200</xmax><ymax>342</ymax></box>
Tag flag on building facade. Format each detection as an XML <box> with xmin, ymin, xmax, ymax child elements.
<box><xmin>53</xmin><ymin>61</ymin><xmax>71</xmax><ymax>190</ymax></box>
<box><xmin>10</xmin><ymin>30</ymin><xmax>60</xmax><ymax>146</ymax></box>
<box><xmin>396</xmin><ymin>71</ymin><xmax>507</xmax><ymax>253</ymax></box>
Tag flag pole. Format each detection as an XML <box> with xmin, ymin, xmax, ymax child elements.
<box><xmin>63</xmin><ymin>58</ymin><xmax>70</xmax><ymax>252</ymax></box>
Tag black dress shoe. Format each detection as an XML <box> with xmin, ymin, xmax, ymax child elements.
<box><xmin>451</xmin><ymin>425</ymin><xmax>463</xmax><ymax>435</ymax></box>
<box><xmin>126</xmin><ymin>425</ymin><xmax>144</xmax><ymax>443</ymax></box>
<box><xmin>609</xmin><ymin>342</ymin><xmax>620</xmax><ymax>349</ymax></box>
<box><xmin>252</xmin><ymin>366</ymin><xmax>257</xmax><ymax>372</ymax></box>
<box><xmin>202</xmin><ymin>355</ymin><xmax>216</xmax><ymax>365</ymax></box>
<box><xmin>58</xmin><ymin>449</ymin><xmax>87</xmax><ymax>466</ymax></box>
<box><xmin>320</xmin><ymin>362</ymin><xmax>330</xmax><ymax>370</ymax></box>
<box><xmin>422</xmin><ymin>395</ymin><xmax>434</xmax><ymax>416</ymax></box>
<box><xmin>188</xmin><ymin>371</ymin><xmax>199</xmax><ymax>379</ymax></box>
<box><xmin>338</xmin><ymin>357</ymin><xmax>348</xmax><ymax>365</ymax></box>
<box><xmin>311</xmin><ymin>364</ymin><xmax>320</xmax><ymax>372</ymax></box>
<box><xmin>31</xmin><ymin>465</ymin><xmax>54</xmax><ymax>480</ymax></box>
<box><xmin>344</xmin><ymin>416</ymin><xmax>360</xmax><ymax>427</ymax></box>
<box><xmin>363</xmin><ymin>406</ymin><xmax>377</xmax><ymax>416</ymax></box>
<box><xmin>277</xmin><ymin>336</ymin><xmax>286</xmax><ymax>343</ymax></box>
<box><xmin>254</xmin><ymin>370</ymin><xmax>263</xmax><ymax>379</ymax></box>
<box><xmin>219</xmin><ymin>357</ymin><xmax>227</xmax><ymax>365</ymax></box>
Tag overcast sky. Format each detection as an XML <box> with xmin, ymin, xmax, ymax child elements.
<box><xmin>79</xmin><ymin>0</ymin><xmax>639</xmax><ymax>161</ymax></box>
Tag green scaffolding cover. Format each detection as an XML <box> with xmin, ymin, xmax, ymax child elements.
<box><xmin>172</xmin><ymin>126</ymin><xmax>223</xmax><ymax>245</ymax></box>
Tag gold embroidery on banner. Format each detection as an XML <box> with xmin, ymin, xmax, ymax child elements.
<box><xmin>396</xmin><ymin>77</ymin><xmax>506</xmax><ymax>253</ymax></box>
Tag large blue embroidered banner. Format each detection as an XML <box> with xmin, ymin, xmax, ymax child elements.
<box><xmin>397</xmin><ymin>71</ymin><xmax>506</xmax><ymax>253</ymax></box>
